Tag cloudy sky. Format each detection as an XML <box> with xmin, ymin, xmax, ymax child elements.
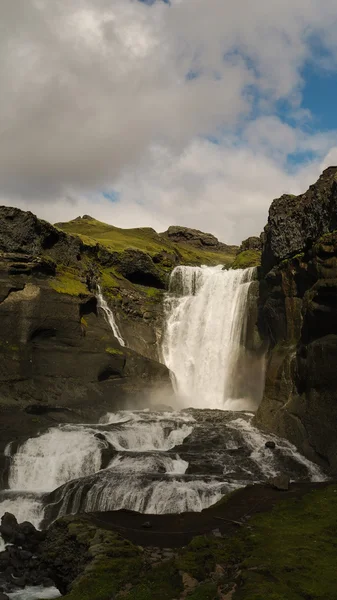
<box><xmin>1</xmin><ymin>0</ymin><xmax>337</xmax><ymax>243</ymax></box>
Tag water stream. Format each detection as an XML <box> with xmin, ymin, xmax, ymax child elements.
<box><xmin>0</xmin><ymin>266</ymin><xmax>327</xmax><ymax>532</ymax></box>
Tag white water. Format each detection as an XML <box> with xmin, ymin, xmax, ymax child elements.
<box><xmin>8</xmin><ymin>587</ymin><xmax>61</xmax><ymax>599</ymax></box>
<box><xmin>56</xmin><ymin>472</ymin><xmax>237</xmax><ymax>516</ymax></box>
<box><xmin>104</xmin><ymin>422</ymin><xmax>193</xmax><ymax>452</ymax></box>
<box><xmin>228</xmin><ymin>417</ymin><xmax>326</xmax><ymax>482</ymax></box>
<box><xmin>9</xmin><ymin>428</ymin><xmax>103</xmax><ymax>492</ymax></box>
<box><xmin>0</xmin><ymin>409</ymin><xmax>327</xmax><ymax>527</ymax></box>
<box><xmin>162</xmin><ymin>265</ymin><xmax>257</xmax><ymax>409</ymax></box>
<box><xmin>0</xmin><ymin>493</ymin><xmax>44</xmax><ymax>529</ymax></box>
<box><xmin>97</xmin><ymin>284</ymin><xmax>125</xmax><ymax>346</ymax></box>
<box><xmin>0</xmin><ymin>264</ymin><xmax>329</xmax><ymax>531</ymax></box>
<box><xmin>108</xmin><ymin>453</ymin><xmax>189</xmax><ymax>474</ymax></box>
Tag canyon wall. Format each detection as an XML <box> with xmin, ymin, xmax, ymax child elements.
<box><xmin>256</xmin><ymin>166</ymin><xmax>337</xmax><ymax>472</ymax></box>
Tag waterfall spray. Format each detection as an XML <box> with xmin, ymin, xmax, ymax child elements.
<box><xmin>97</xmin><ymin>284</ymin><xmax>125</xmax><ymax>346</ymax></box>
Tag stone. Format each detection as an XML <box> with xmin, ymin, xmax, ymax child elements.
<box><xmin>265</xmin><ymin>441</ymin><xmax>276</xmax><ymax>449</ymax></box>
<box><xmin>212</xmin><ymin>528</ymin><xmax>222</xmax><ymax>537</ymax></box>
<box><xmin>0</xmin><ymin>593</ymin><xmax>9</xmax><ymax>600</ymax></box>
<box><xmin>238</xmin><ymin>236</ymin><xmax>262</xmax><ymax>253</ymax></box>
<box><xmin>141</xmin><ymin>521</ymin><xmax>152</xmax><ymax>529</ymax></box>
<box><xmin>269</xmin><ymin>474</ymin><xmax>290</xmax><ymax>491</ymax></box>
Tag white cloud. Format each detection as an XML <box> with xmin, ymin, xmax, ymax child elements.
<box><xmin>1</xmin><ymin>0</ymin><xmax>337</xmax><ymax>243</ymax></box>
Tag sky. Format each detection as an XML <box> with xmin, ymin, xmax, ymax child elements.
<box><xmin>1</xmin><ymin>0</ymin><xmax>337</xmax><ymax>244</ymax></box>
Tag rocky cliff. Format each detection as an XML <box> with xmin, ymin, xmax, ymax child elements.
<box><xmin>0</xmin><ymin>207</ymin><xmax>235</xmax><ymax>451</ymax></box>
<box><xmin>256</xmin><ymin>166</ymin><xmax>337</xmax><ymax>472</ymax></box>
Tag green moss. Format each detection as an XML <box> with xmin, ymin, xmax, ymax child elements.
<box><xmin>0</xmin><ymin>340</ymin><xmax>20</xmax><ymax>353</ymax></box>
<box><xmin>232</xmin><ymin>250</ymin><xmax>261</xmax><ymax>269</ymax></box>
<box><xmin>235</xmin><ymin>484</ymin><xmax>337</xmax><ymax>600</ymax></box>
<box><xmin>105</xmin><ymin>346</ymin><xmax>124</xmax><ymax>356</ymax></box>
<box><xmin>80</xmin><ymin>317</ymin><xmax>88</xmax><ymax>327</ymax></box>
<box><xmin>145</xmin><ymin>287</ymin><xmax>162</xmax><ymax>298</ymax></box>
<box><xmin>121</xmin><ymin>560</ymin><xmax>183</xmax><ymax>600</ymax></box>
<box><xmin>49</xmin><ymin>272</ymin><xmax>87</xmax><ymax>296</ymax></box>
<box><xmin>45</xmin><ymin>486</ymin><xmax>337</xmax><ymax>600</ymax></box>
<box><xmin>64</xmin><ymin>530</ymin><xmax>143</xmax><ymax>600</ymax></box>
<box><xmin>101</xmin><ymin>269</ymin><xmax>121</xmax><ymax>292</ymax></box>
<box><xmin>177</xmin><ymin>535</ymin><xmax>243</xmax><ymax>582</ymax></box>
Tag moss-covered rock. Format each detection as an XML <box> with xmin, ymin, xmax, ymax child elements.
<box><xmin>235</xmin><ymin>484</ymin><xmax>337</xmax><ymax>600</ymax></box>
<box><xmin>232</xmin><ymin>250</ymin><xmax>261</xmax><ymax>269</ymax></box>
<box><xmin>38</xmin><ymin>485</ymin><xmax>337</xmax><ymax>600</ymax></box>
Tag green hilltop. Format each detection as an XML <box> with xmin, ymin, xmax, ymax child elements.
<box><xmin>55</xmin><ymin>216</ymin><xmax>237</xmax><ymax>268</ymax></box>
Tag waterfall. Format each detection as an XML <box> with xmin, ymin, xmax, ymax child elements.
<box><xmin>0</xmin><ymin>409</ymin><xmax>327</xmax><ymax>527</ymax></box>
<box><xmin>162</xmin><ymin>265</ymin><xmax>257</xmax><ymax>409</ymax></box>
<box><xmin>97</xmin><ymin>284</ymin><xmax>125</xmax><ymax>346</ymax></box>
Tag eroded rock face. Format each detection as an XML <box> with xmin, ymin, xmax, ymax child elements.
<box><xmin>0</xmin><ymin>210</ymin><xmax>173</xmax><ymax>453</ymax></box>
<box><xmin>262</xmin><ymin>167</ymin><xmax>337</xmax><ymax>272</ymax></box>
<box><xmin>256</xmin><ymin>167</ymin><xmax>337</xmax><ymax>472</ymax></box>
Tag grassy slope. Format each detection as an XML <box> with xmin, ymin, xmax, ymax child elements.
<box><xmin>56</xmin><ymin>217</ymin><xmax>236</xmax><ymax>267</ymax></box>
<box><xmin>47</xmin><ymin>484</ymin><xmax>337</xmax><ymax>600</ymax></box>
<box><xmin>232</xmin><ymin>249</ymin><xmax>262</xmax><ymax>269</ymax></box>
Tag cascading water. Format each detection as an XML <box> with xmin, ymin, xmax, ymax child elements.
<box><xmin>162</xmin><ymin>265</ymin><xmax>261</xmax><ymax>409</ymax></box>
<box><xmin>97</xmin><ymin>284</ymin><xmax>125</xmax><ymax>346</ymax></box>
<box><xmin>0</xmin><ymin>409</ymin><xmax>326</xmax><ymax>528</ymax></box>
<box><xmin>0</xmin><ymin>264</ymin><xmax>328</xmax><ymax>538</ymax></box>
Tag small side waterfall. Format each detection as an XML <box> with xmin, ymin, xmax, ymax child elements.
<box><xmin>162</xmin><ymin>266</ymin><xmax>260</xmax><ymax>409</ymax></box>
<box><xmin>97</xmin><ymin>284</ymin><xmax>125</xmax><ymax>346</ymax></box>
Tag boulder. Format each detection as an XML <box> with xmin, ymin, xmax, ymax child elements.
<box><xmin>238</xmin><ymin>236</ymin><xmax>262</xmax><ymax>253</ymax></box>
<box><xmin>269</xmin><ymin>475</ymin><xmax>290</xmax><ymax>491</ymax></box>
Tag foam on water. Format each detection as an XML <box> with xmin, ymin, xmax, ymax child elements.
<box><xmin>0</xmin><ymin>493</ymin><xmax>45</xmax><ymax>529</ymax></box>
<box><xmin>228</xmin><ymin>417</ymin><xmax>327</xmax><ymax>482</ymax></box>
<box><xmin>108</xmin><ymin>453</ymin><xmax>188</xmax><ymax>474</ymax></box>
<box><xmin>104</xmin><ymin>422</ymin><xmax>193</xmax><ymax>452</ymax></box>
<box><xmin>8</xmin><ymin>586</ymin><xmax>61</xmax><ymax>599</ymax></box>
<box><xmin>54</xmin><ymin>473</ymin><xmax>239</xmax><ymax>517</ymax></box>
<box><xmin>9</xmin><ymin>428</ymin><xmax>103</xmax><ymax>492</ymax></box>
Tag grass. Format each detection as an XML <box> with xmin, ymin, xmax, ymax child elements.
<box><xmin>232</xmin><ymin>250</ymin><xmax>261</xmax><ymax>269</ymax></box>
<box><xmin>43</xmin><ymin>485</ymin><xmax>337</xmax><ymax>600</ymax></box>
<box><xmin>105</xmin><ymin>347</ymin><xmax>124</xmax><ymax>356</ymax></box>
<box><xmin>49</xmin><ymin>272</ymin><xmax>87</xmax><ymax>296</ymax></box>
<box><xmin>235</xmin><ymin>484</ymin><xmax>337</xmax><ymax>600</ymax></box>
<box><xmin>100</xmin><ymin>269</ymin><xmax>121</xmax><ymax>294</ymax></box>
<box><xmin>64</xmin><ymin>528</ymin><xmax>143</xmax><ymax>600</ymax></box>
<box><xmin>57</xmin><ymin>216</ymin><xmax>236</xmax><ymax>267</ymax></box>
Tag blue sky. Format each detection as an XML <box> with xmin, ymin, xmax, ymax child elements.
<box><xmin>302</xmin><ymin>67</ymin><xmax>337</xmax><ymax>131</ymax></box>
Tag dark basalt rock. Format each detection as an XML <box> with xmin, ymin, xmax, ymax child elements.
<box><xmin>256</xmin><ymin>167</ymin><xmax>337</xmax><ymax>472</ymax></box>
<box><xmin>112</xmin><ymin>249</ymin><xmax>166</xmax><ymax>289</ymax></box>
<box><xmin>269</xmin><ymin>475</ymin><xmax>290</xmax><ymax>491</ymax></box>
<box><xmin>0</xmin><ymin>514</ymin><xmax>55</xmax><ymax>594</ymax></box>
<box><xmin>161</xmin><ymin>225</ymin><xmax>237</xmax><ymax>253</ymax></box>
<box><xmin>238</xmin><ymin>236</ymin><xmax>262</xmax><ymax>253</ymax></box>
<box><xmin>0</xmin><ymin>205</ymin><xmax>173</xmax><ymax>461</ymax></box>
<box><xmin>261</xmin><ymin>166</ymin><xmax>337</xmax><ymax>273</ymax></box>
